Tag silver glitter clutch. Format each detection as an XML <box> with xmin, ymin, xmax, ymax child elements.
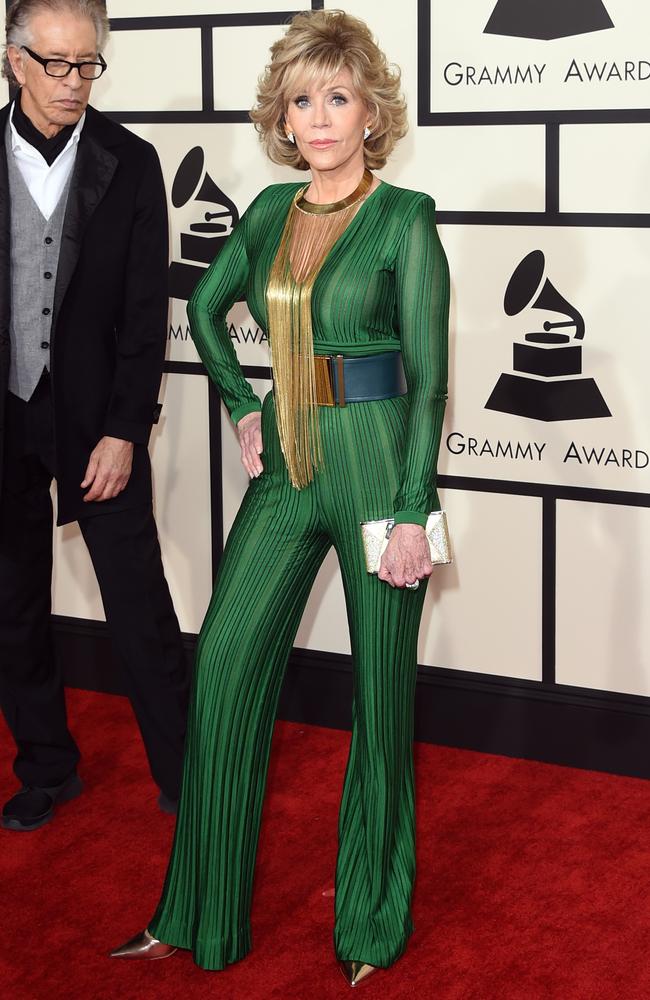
<box><xmin>360</xmin><ymin>511</ymin><xmax>452</xmax><ymax>574</ymax></box>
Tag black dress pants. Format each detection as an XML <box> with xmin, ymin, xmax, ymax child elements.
<box><xmin>0</xmin><ymin>375</ymin><xmax>188</xmax><ymax>798</ymax></box>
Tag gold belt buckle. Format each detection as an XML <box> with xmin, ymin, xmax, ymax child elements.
<box><xmin>314</xmin><ymin>355</ymin><xmax>346</xmax><ymax>407</ymax></box>
<box><xmin>315</xmin><ymin>355</ymin><xmax>334</xmax><ymax>406</ymax></box>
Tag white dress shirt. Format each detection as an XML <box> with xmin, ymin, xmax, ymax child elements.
<box><xmin>9</xmin><ymin>102</ymin><xmax>86</xmax><ymax>220</ymax></box>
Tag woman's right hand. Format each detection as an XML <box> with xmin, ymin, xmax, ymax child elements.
<box><xmin>237</xmin><ymin>412</ymin><xmax>264</xmax><ymax>478</ymax></box>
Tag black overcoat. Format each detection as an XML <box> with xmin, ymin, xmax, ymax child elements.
<box><xmin>0</xmin><ymin>102</ymin><xmax>168</xmax><ymax>525</ymax></box>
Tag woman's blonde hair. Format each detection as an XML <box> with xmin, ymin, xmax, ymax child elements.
<box><xmin>250</xmin><ymin>9</ymin><xmax>407</xmax><ymax>171</ymax></box>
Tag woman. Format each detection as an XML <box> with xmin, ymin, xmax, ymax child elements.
<box><xmin>112</xmin><ymin>9</ymin><xmax>449</xmax><ymax>987</ymax></box>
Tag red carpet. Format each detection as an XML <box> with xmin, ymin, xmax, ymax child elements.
<box><xmin>2</xmin><ymin>689</ymin><xmax>650</xmax><ymax>1000</ymax></box>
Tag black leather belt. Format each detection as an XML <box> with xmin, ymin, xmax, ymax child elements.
<box><xmin>313</xmin><ymin>351</ymin><xmax>406</xmax><ymax>407</ymax></box>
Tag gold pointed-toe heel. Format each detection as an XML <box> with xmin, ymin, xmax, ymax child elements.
<box><xmin>109</xmin><ymin>928</ymin><xmax>177</xmax><ymax>960</ymax></box>
<box><xmin>338</xmin><ymin>960</ymin><xmax>378</xmax><ymax>987</ymax></box>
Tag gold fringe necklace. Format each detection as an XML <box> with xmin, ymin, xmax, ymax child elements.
<box><xmin>266</xmin><ymin>167</ymin><xmax>373</xmax><ymax>489</ymax></box>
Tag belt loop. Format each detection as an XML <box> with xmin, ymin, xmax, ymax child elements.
<box><xmin>336</xmin><ymin>354</ymin><xmax>346</xmax><ymax>407</ymax></box>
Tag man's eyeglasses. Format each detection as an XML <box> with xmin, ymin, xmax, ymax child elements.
<box><xmin>21</xmin><ymin>46</ymin><xmax>108</xmax><ymax>80</ymax></box>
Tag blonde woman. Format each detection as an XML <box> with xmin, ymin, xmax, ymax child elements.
<box><xmin>112</xmin><ymin>9</ymin><xmax>449</xmax><ymax>987</ymax></box>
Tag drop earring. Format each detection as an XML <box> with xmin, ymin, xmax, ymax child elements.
<box><xmin>287</xmin><ymin>132</ymin><xmax>295</xmax><ymax>144</ymax></box>
<box><xmin>363</xmin><ymin>126</ymin><xmax>371</xmax><ymax>140</ymax></box>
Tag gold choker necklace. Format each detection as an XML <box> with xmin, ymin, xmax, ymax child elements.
<box><xmin>295</xmin><ymin>168</ymin><xmax>374</xmax><ymax>216</ymax></box>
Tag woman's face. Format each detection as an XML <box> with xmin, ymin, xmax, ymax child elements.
<box><xmin>283</xmin><ymin>66</ymin><xmax>370</xmax><ymax>176</ymax></box>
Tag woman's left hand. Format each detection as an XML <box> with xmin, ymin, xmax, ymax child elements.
<box><xmin>378</xmin><ymin>523</ymin><xmax>432</xmax><ymax>589</ymax></box>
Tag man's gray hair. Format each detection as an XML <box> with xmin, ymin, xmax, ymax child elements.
<box><xmin>3</xmin><ymin>0</ymin><xmax>110</xmax><ymax>85</ymax></box>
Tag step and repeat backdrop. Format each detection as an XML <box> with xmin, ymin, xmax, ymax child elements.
<box><xmin>13</xmin><ymin>2</ymin><xmax>647</xmax><ymax>745</ymax></box>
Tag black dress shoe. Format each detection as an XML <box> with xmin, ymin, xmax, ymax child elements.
<box><xmin>157</xmin><ymin>792</ymin><xmax>178</xmax><ymax>816</ymax></box>
<box><xmin>1</xmin><ymin>773</ymin><xmax>83</xmax><ymax>832</ymax></box>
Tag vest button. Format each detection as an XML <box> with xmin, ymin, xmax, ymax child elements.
<box><xmin>44</xmin><ymin>237</ymin><xmax>53</xmax><ymax>245</ymax></box>
<box><xmin>41</xmin><ymin>341</ymin><xmax>50</xmax><ymax>350</ymax></box>
<box><xmin>44</xmin><ymin>272</ymin><xmax>52</xmax><ymax>280</ymax></box>
<box><xmin>42</xmin><ymin>307</ymin><xmax>51</xmax><ymax>316</ymax></box>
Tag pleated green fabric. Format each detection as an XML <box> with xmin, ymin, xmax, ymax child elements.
<box><xmin>148</xmin><ymin>180</ymin><xmax>449</xmax><ymax>970</ymax></box>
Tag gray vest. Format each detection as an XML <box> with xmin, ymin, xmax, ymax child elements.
<box><xmin>6</xmin><ymin>128</ymin><xmax>72</xmax><ymax>401</ymax></box>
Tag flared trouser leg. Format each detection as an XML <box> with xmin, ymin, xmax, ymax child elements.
<box><xmin>149</xmin><ymin>448</ymin><xmax>329</xmax><ymax>970</ymax></box>
<box><xmin>316</xmin><ymin>400</ymin><xmax>428</xmax><ymax>968</ymax></box>
<box><xmin>332</xmin><ymin>564</ymin><xmax>424</xmax><ymax>966</ymax></box>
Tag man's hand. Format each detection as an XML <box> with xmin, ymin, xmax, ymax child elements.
<box><xmin>81</xmin><ymin>437</ymin><xmax>134</xmax><ymax>502</ymax></box>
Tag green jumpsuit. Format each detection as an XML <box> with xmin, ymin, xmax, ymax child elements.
<box><xmin>149</xmin><ymin>181</ymin><xmax>449</xmax><ymax>970</ymax></box>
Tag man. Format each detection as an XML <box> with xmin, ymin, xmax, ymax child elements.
<box><xmin>0</xmin><ymin>0</ymin><xmax>188</xmax><ymax>831</ymax></box>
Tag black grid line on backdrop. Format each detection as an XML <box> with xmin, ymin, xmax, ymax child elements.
<box><xmin>5</xmin><ymin>0</ymin><xmax>650</xmax><ymax>770</ymax></box>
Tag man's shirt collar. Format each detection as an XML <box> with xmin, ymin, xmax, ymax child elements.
<box><xmin>9</xmin><ymin>99</ymin><xmax>86</xmax><ymax>164</ymax></box>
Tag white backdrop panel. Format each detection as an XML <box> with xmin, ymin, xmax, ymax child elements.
<box><xmin>52</xmin><ymin>525</ymin><xmax>105</xmax><ymax>624</ymax></box>
<box><xmin>93</xmin><ymin>29</ymin><xmax>202</xmax><ymax>111</ymax></box>
<box><xmin>213</xmin><ymin>25</ymin><xmax>287</xmax><ymax>111</ymax></box>
<box><xmin>294</xmin><ymin>551</ymin><xmax>350</xmax><ymax>656</ymax></box>
<box><xmin>439</xmin><ymin>225</ymin><xmax>650</xmax><ymax>492</ymax></box>
<box><xmin>430</xmin><ymin>0</ymin><xmax>650</xmax><ymax>114</ymax></box>
<box><xmin>418</xmin><ymin>490</ymin><xmax>542</xmax><ymax>679</ymax></box>
<box><xmin>556</xmin><ymin>501</ymin><xmax>650</xmax><ymax>697</ymax></box>
<box><xmin>52</xmin><ymin>373</ymin><xmax>213</xmax><ymax>635</ymax></box>
<box><xmin>561</xmin><ymin>124</ymin><xmax>650</xmax><ymax>215</ymax></box>
<box><xmin>149</xmin><ymin>374</ymin><xmax>213</xmax><ymax>634</ymax></box>
<box><xmin>389</xmin><ymin>124</ymin><xmax>546</xmax><ymax>214</ymax></box>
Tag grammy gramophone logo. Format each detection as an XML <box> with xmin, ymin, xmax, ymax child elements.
<box><xmin>169</xmin><ymin>146</ymin><xmax>239</xmax><ymax>302</ymax></box>
<box><xmin>484</xmin><ymin>0</ymin><xmax>614</xmax><ymax>40</ymax></box>
<box><xmin>485</xmin><ymin>250</ymin><xmax>611</xmax><ymax>422</ymax></box>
